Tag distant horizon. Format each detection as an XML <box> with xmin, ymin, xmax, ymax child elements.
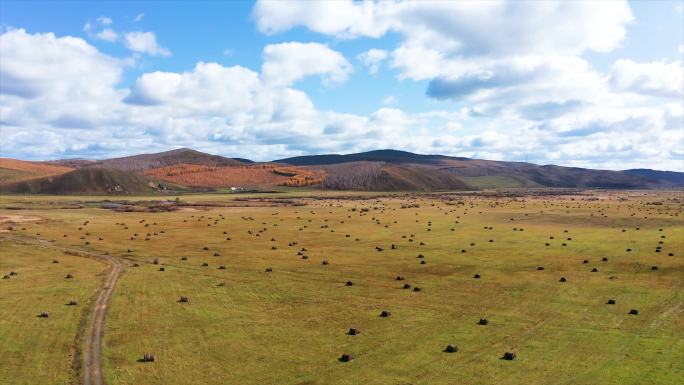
<box><xmin>3</xmin><ymin>146</ymin><xmax>683</xmax><ymax>173</ymax></box>
<box><xmin>1</xmin><ymin>0</ymin><xmax>683</xmax><ymax>171</ymax></box>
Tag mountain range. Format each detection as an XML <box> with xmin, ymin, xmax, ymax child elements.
<box><xmin>1</xmin><ymin>148</ymin><xmax>682</xmax><ymax>194</ymax></box>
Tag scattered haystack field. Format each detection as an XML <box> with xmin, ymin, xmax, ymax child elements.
<box><xmin>0</xmin><ymin>190</ymin><xmax>682</xmax><ymax>385</ymax></box>
<box><xmin>0</xmin><ymin>240</ymin><xmax>106</xmax><ymax>385</ymax></box>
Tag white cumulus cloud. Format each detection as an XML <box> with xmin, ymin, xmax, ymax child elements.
<box><xmin>261</xmin><ymin>42</ymin><xmax>352</xmax><ymax>87</ymax></box>
<box><xmin>124</xmin><ymin>31</ymin><xmax>171</xmax><ymax>56</ymax></box>
<box><xmin>357</xmin><ymin>48</ymin><xmax>387</xmax><ymax>74</ymax></box>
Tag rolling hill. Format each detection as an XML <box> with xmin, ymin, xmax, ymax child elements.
<box><xmin>279</xmin><ymin>150</ymin><xmax>682</xmax><ymax>190</ymax></box>
<box><xmin>0</xmin><ymin>158</ymin><xmax>73</xmax><ymax>185</ymax></box>
<box><xmin>0</xmin><ymin>168</ymin><xmax>184</xmax><ymax>194</ymax></box>
<box><xmin>0</xmin><ymin>148</ymin><xmax>682</xmax><ymax>193</ymax></box>
<box><xmin>52</xmin><ymin>148</ymin><xmax>247</xmax><ymax>171</ymax></box>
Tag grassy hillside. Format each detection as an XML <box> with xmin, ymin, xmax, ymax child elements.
<box><xmin>277</xmin><ymin>150</ymin><xmax>676</xmax><ymax>189</ymax></box>
<box><xmin>94</xmin><ymin>148</ymin><xmax>246</xmax><ymax>172</ymax></box>
<box><xmin>1</xmin><ymin>168</ymin><xmax>185</xmax><ymax>194</ymax></box>
<box><xmin>0</xmin><ymin>158</ymin><xmax>73</xmax><ymax>185</ymax></box>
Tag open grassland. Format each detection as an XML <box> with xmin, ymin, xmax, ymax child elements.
<box><xmin>0</xmin><ymin>236</ymin><xmax>106</xmax><ymax>385</ymax></box>
<box><xmin>0</xmin><ymin>190</ymin><xmax>682</xmax><ymax>385</ymax></box>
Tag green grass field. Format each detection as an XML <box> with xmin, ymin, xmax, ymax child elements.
<box><xmin>1</xmin><ymin>190</ymin><xmax>682</xmax><ymax>385</ymax></box>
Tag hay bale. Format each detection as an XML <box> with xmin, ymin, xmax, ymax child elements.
<box><xmin>503</xmin><ymin>352</ymin><xmax>516</xmax><ymax>360</ymax></box>
<box><xmin>445</xmin><ymin>344</ymin><xmax>458</xmax><ymax>353</ymax></box>
<box><xmin>339</xmin><ymin>353</ymin><xmax>353</xmax><ymax>362</ymax></box>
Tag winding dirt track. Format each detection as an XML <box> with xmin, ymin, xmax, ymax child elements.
<box><xmin>82</xmin><ymin>252</ymin><xmax>124</xmax><ymax>385</ymax></box>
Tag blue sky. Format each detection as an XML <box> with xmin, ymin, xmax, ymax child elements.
<box><xmin>1</xmin><ymin>0</ymin><xmax>682</xmax><ymax>170</ymax></box>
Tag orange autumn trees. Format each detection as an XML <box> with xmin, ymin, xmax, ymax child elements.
<box><xmin>141</xmin><ymin>163</ymin><xmax>326</xmax><ymax>188</ymax></box>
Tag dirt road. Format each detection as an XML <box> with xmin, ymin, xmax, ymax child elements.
<box><xmin>82</xmin><ymin>252</ymin><xmax>124</xmax><ymax>385</ymax></box>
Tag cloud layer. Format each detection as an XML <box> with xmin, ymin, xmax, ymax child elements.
<box><xmin>1</xmin><ymin>1</ymin><xmax>683</xmax><ymax>172</ymax></box>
